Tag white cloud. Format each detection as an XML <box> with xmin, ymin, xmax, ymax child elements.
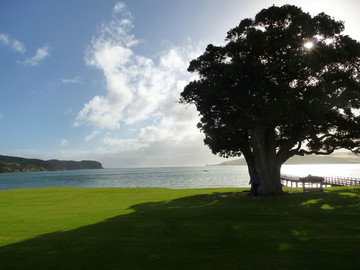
<box><xmin>84</xmin><ymin>130</ymin><xmax>100</xmax><ymax>142</ymax></box>
<box><xmin>0</xmin><ymin>33</ymin><xmax>26</xmax><ymax>53</ymax></box>
<box><xmin>0</xmin><ymin>33</ymin><xmax>50</xmax><ymax>65</ymax></box>
<box><xmin>73</xmin><ymin>2</ymin><xmax>226</xmax><ymax>167</ymax></box>
<box><xmin>76</xmin><ymin>6</ymin><xmax>202</xmax><ymax>131</ymax></box>
<box><xmin>62</xmin><ymin>76</ymin><xmax>84</xmax><ymax>84</ymax></box>
<box><xmin>60</xmin><ymin>139</ymin><xmax>69</xmax><ymax>146</ymax></box>
<box><xmin>0</xmin><ymin>33</ymin><xmax>9</xmax><ymax>45</ymax></box>
<box><xmin>113</xmin><ymin>2</ymin><xmax>126</xmax><ymax>13</ymax></box>
<box><xmin>75</xmin><ymin>96</ymin><xmax>123</xmax><ymax>130</ymax></box>
<box><xmin>102</xmin><ymin>137</ymin><xmax>148</xmax><ymax>152</ymax></box>
<box><xmin>22</xmin><ymin>44</ymin><xmax>50</xmax><ymax>66</ymax></box>
<box><xmin>12</xmin><ymin>39</ymin><xmax>26</xmax><ymax>53</ymax></box>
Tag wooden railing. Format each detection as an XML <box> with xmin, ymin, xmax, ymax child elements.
<box><xmin>281</xmin><ymin>175</ymin><xmax>325</xmax><ymax>192</ymax></box>
<box><xmin>322</xmin><ymin>176</ymin><xmax>360</xmax><ymax>187</ymax></box>
<box><xmin>281</xmin><ymin>174</ymin><xmax>360</xmax><ymax>191</ymax></box>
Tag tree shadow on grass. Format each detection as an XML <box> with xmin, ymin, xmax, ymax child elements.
<box><xmin>0</xmin><ymin>188</ymin><xmax>359</xmax><ymax>270</ymax></box>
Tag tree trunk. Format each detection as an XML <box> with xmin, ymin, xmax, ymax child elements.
<box><xmin>251</xmin><ymin>125</ymin><xmax>283</xmax><ymax>195</ymax></box>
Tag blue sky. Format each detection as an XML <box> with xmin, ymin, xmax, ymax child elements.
<box><xmin>1</xmin><ymin>0</ymin><xmax>360</xmax><ymax>168</ymax></box>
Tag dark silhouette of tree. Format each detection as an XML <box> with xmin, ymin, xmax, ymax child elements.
<box><xmin>180</xmin><ymin>5</ymin><xmax>360</xmax><ymax>195</ymax></box>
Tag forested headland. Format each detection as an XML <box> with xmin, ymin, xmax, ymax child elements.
<box><xmin>0</xmin><ymin>155</ymin><xmax>103</xmax><ymax>173</ymax></box>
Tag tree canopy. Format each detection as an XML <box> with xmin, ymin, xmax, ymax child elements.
<box><xmin>180</xmin><ymin>5</ymin><xmax>360</xmax><ymax>195</ymax></box>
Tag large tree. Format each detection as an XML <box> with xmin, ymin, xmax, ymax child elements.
<box><xmin>180</xmin><ymin>5</ymin><xmax>360</xmax><ymax>195</ymax></box>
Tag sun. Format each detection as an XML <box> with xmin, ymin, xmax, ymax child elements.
<box><xmin>304</xmin><ymin>41</ymin><xmax>314</xmax><ymax>49</ymax></box>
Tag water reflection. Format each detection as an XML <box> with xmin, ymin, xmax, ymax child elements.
<box><xmin>0</xmin><ymin>164</ymin><xmax>359</xmax><ymax>191</ymax></box>
<box><xmin>281</xmin><ymin>164</ymin><xmax>360</xmax><ymax>178</ymax></box>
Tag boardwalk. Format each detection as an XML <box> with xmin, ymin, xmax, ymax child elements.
<box><xmin>322</xmin><ymin>176</ymin><xmax>360</xmax><ymax>187</ymax></box>
<box><xmin>281</xmin><ymin>174</ymin><xmax>360</xmax><ymax>189</ymax></box>
<box><xmin>281</xmin><ymin>175</ymin><xmax>326</xmax><ymax>192</ymax></box>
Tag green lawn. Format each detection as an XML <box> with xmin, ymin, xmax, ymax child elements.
<box><xmin>0</xmin><ymin>186</ymin><xmax>359</xmax><ymax>269</ymax></box>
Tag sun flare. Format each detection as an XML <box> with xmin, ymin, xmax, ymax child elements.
<box><xmin>304</xmin><ymin>41</ymin><xmax>314</xmax><ymax>49</ymax></box>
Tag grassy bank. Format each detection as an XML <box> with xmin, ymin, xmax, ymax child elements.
<box><xmin>0</xmin><ymin>187</ymin><xmax>359</xmax><ymax>269</ymax></box>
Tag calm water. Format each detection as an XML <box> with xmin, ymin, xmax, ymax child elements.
<box><xmin>0</xmin><ymin>164</ymin><xmax>359</xmax><ymax>190</ymax></box>
<box><xmin>281</xmin><ymin>164</ymin><xmax>360</xmax><ymax>178</ymax></box>
<box><xmin>0</xmin><ymin>166</ymin><xmax>248</xmax><ymax>191</ymax></box>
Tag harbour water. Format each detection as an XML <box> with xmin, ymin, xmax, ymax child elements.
<box><xmin>0</xmin><ymin>166</ymin><xmax>247</xmax><ymax>190</ymax></box>
<box><xmin>0</xmin><ymin>164</ymin><xmax>359</xmax><ymax>191</ymax></box>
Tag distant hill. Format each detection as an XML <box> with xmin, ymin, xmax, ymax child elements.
<box><xmin>0</xmin><ymin>155</ymin><xmax>103</xmax><ymax>173</ymax></box>
<box><xmin>215</xmin><ymin>153</ymin><xmax>360</xmax><ymax>166</ymax></box>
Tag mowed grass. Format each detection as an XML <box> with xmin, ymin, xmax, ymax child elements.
<box><xmin>0</xmin><ymin>187</ymin><xmax>359</xmax><ymax>269</ymax></box>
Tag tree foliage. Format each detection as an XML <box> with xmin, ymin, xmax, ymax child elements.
<box><xmin>180</xmin><ymin>5</ymin><xmax>360</xmax><ymax>194</ymax></box>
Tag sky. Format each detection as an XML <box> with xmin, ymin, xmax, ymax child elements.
<box><xmin>1</xmin><ymin>0</ymin><xmax>360</xmax><ymax>168</ymax></box>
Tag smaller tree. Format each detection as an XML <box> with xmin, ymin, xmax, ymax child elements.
<box><xmin>181</xmin><ymin>5</ymin><xmax>360</xmax><ymax>195</ymax></box>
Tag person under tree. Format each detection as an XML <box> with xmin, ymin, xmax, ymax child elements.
<box><xmin>249</xmin><ymin>171</ymin><xmax>261</xmax><ymax>199</ymax></box>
